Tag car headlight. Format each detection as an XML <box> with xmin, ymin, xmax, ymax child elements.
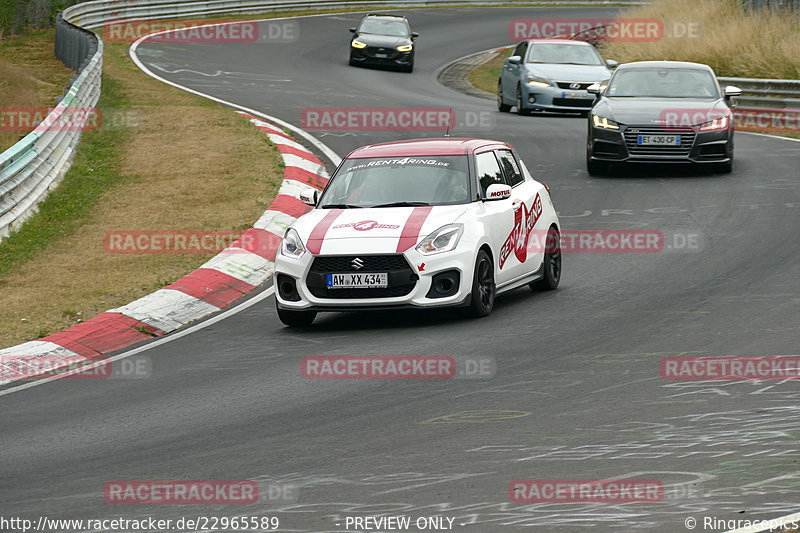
<box><xmin>415</xmin><ymin>224</ymin><xmax>464</xmax><ymax>255</ymax></box>
<box><xmin>281</xmin><ymin>228</ymin><xmax>306</xmax><ymax>259</ymax></box>
<box><xmin>351</xmin><ymin>39</ymin><xmax>367</xmax><ymax>49</ymax></box>
<box><xmin>592</xmin><ymin>114</ymin><xmax>620</xmax><ymax>130</ymax></box>
<box><xmin>526</xmin><ymin>76</ymin><xmax>551</xmax><ymax>88</ymax></box>
<box><xmin>699</xmin><ymin>116</ymin><xmax>729</xmax><ymax>131</ymax></box>
<box><xmin>397</xmin><ymin>44</ymin><xmax>413</xmax><ymax>52</ymax></box>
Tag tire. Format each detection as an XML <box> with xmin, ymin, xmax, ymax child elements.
<box><xmin>402</xmin><ymin>63</ymin><xmax>414</xmax><ymax>73</ymax></box>
<box><xmin>586</xmin><ymin>152</ymin><xmax>608</xmax><ymax>176</ymax></box>
<box><xmin>718</xmin><ymin>160</ymin><xmax>733</xmax><ymax>173</ymax></box>
<box><xmin>466</xmin><ymin>249</ymin><xmax>495</xmax><ymax>318</ymax></box>
<box><xmin>276</xmin><ymin>300</ymin><xmax>316</xmax><ymax>327</ymax></box>
<box><xmin>497</xmin><ymin>81</ymin><xmax>511</xmax><ymax>112</ymax></box>
<box><xmin>349</xmin><ymin>56</ymin><xmax>356</xmax><ymax>67</ymax></box>
<box><xmin>516</xmin><ymin>85</ymin><xmax>529</xmax><ymax>115</ymax></box>
<box><xmin>531</xmin><ymin>226</ymin><xmax>561</xmax><ymax>291</ymax></box>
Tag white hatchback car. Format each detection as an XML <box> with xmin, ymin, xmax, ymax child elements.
<box><xmin>274</xmin><ymin>138</ymin><xmax>561</xmax><ymax>326</ymax></box>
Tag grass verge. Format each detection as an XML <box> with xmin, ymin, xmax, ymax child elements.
<box><xmin>0</xmin><ymin>30</ymin><xmax>74</xmax><ymax>151</ymax></box>
<box><xmin>597</xmin><ymin>0</ymin><xmax>800</xmax><ymax>79</ymax></box>
<box><xmin>468</xmin><ymin>47</ymin><xmax>513</xmax><ymax>95</ymax></box>
<box><xmin>0</xmin><ymin>37</ymin><xmax>284</xmax><ymax>347</ymax></box>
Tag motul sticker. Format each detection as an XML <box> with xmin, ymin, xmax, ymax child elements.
<box><xmin>499</xmin><ymin>193</ymin><xmax>542</xmax><ymax>269</ymax></box>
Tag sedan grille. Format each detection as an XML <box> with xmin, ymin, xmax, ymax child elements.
<box><xmin>623</xmin><ymin>126</ymin><xmax>695</xmax><ymax>156</ymax></box>
<box><xmin>555</xmin><ymin>81</ymin><xmax>596</xmax><ymax>90</ymax></box>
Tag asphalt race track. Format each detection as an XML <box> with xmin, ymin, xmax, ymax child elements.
<box><xmin>2</xmin><ymin>7</ymin><xmax>800</xmax><ymax>532</ymax></box>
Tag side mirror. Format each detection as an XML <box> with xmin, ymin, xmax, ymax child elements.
<box><xmin>587</xmin><ymin>83</ymin><xmax>602</xmax><ymax>95</ymax></box>
<box><xmin>349</xmin><ymin>27</ymin><xmax>356</xmax><ymax>34</ymax></box>
<box><xmin>300</xmin><ymin>188</ymin><xmax>318</xmax><ymax>206</ymax></box>
<box><xmin>507</xmin><ymin>55</ymin><xmax>521</xmax><ymax>65</ymax></box>
<box><xmin>605</xmin><ymin>59</ymin><xmax>618</xmax><ymax>69</ymax></box>
<box><xmin>484</xmin><ymin>184</ymin><xmax>512</xmax><ymax>201</ymax></box>
<box><xmin>724</xmin><ymin>85</ymin><xmax>742</xmax><ymax>98</ymax></box>
<box><xmin>411</xmin><ymin>32</ymin><xmax>419</xmax><ymax>39</ymax></box>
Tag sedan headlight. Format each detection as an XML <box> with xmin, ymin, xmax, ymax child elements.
<box><xmin>397</xmin><ymin>44</ymin><xmax>413</xmax><ymax>52</ymax></box>
<box><xmin>526</xmin><ymin>76</ymin><xmax>552</xmax><ymax>88</ymax></box>
<box><xmin>351</xmin><ymin>39</ymin><xmax>367</xmax><ymax>49</ymax></box>
<box><xmin>416</xmin><ymin>224</ymin><xmax>464</xmax><ymax>255</ymax></box>
<box><xmin>699</xmin><ymin>116</ymin><xmax>729</xmax><ymax>131</ymax></box>
<box><xmin>592</xmin><ymin>114</ymin><xmax>620</xmax><ymax>130</ymax></box>
<box><xmin>281</xmin><ymin>228</ymin><xmax>306</xmax><ymax>259</ymax></box>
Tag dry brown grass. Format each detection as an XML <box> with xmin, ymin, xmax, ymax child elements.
<box><xmin>598</xmin><ymin>0</ymin><xmax>800</xmax><ymax>79</ymax></box>
<box><xmin>0</xmin><ymin>30</ymin><xmax>74</xmax><ymax>151</ymax></box>
<box><xmin>0</xmin><ymin>40</ymin><xmax>283</xmax><ymax>347</ymax></box>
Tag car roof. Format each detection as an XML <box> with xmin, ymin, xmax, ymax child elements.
<box><xmin>346</xmin><ymin>138</ymin><xmax>514</xmax><ymax>158</ymax></box>
<box><xmin>616</xmin><ymin>60</ymin><xmax>713</xmax><ymax>71</ymax></box>
<box><xmin>522</xmin><ymin>38</ymin><xmax>594</xmax><ymax>45</ymax></box>
<box><xmin>362</xmin><ymin>13</ymin><xmax>409</xmax><ymax>21</ymax></box>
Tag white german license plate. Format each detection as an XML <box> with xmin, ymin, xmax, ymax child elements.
<box><xmin>374</xmin><ymin>53</ymin><xmax>388</xmax><ymax>58</ymax></box>
<box><xmin>562</xmin><ymin>90</ymin><xmax>588</xmax><ymax>99</ymax></box>
<box><xmin>638</xmin><ymin>135</ymin><xmax>680</xmax><ymax>146</ymax></box>
<box><xmin>327</xmin><ymin>273</ymin><xmax>388</xmax><ymax>289</ymax></box>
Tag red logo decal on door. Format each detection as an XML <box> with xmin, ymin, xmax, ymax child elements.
<box><xmin>499</xmin><ymin>193</ymin><xmax>542</xmax><ymax>269</ymax></box>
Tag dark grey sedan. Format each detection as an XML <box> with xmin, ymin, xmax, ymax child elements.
<box><xmin>586</xmin><ymin>61</ymin><xmax>741</xmax><ymax>174</ymax></box>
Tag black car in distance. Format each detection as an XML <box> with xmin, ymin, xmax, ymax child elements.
<box><xmin>349</xmin><ymin>13</ymin><xmax>418</xmax><ymax>73</ymax></box>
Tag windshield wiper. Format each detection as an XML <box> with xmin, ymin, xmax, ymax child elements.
<box><xmin>320</xmin><ymin>203</ymin><xmax>362</xmax><ymax>209</ymax></box>
<box><xmin>372</xmin><ymin>201</ymin><xmax>431</xmax><ymax>208</ymax></box>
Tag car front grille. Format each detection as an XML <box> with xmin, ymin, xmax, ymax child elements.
<box><xmin>365</xmin><ymin>46</ymin><xmax>399</xmax><ymax>59</ymax></box>
<box><xmin>552</xmin><ymin>97</ymin><xmax>594</xmax><ymax>107</ymax></box>
<box><xmin>555</xmin><ymin>81</ymin><xmax>595</xmax><ymax>90</ymax></box>
<box><xmin>623</xmin><ymin>126</ymin><xmax>695</xmax><ymax>156</ymax></box>
<box><xmin>306</xmin><ymin>254</ymin><xmax>416</xmax><ymax>299</ymax></box>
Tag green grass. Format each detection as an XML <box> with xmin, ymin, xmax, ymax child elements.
<box><xmin>0</xmin><ymin>73</ymin><xmax>131</xmax><ymax>277</ymax></box>
<box><xmin>468</xmin><ymin>47</ymin><xmax>513</xmax><ymax>95</ymax></box>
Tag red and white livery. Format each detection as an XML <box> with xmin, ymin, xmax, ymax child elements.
<box><xmin>273</xmin><ymin>138</ymin><xmax>561</xmax><ymax>326</ymax></box>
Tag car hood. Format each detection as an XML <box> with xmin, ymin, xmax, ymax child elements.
<box><xmin>525</xmin><ymin>63</ymin><xmax>610</xmax><ymax>82</ymax></box>
<box><xmin>595</xmin><ymin>97</ymin><xmax>729</xmax><ymax>126</ymax></box>
<box><xmin>354</xmin><ymin>33</ymin><xmax>410</xmax><ymax>47</ymax></box>
<box><xmin>293</xmin><ymin>205</ymin><xmax>468</xmax><ymax>255</ymax></box>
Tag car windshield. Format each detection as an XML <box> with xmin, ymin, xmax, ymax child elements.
<box><xmin>527</xmin><ymin>43</ymin><xmax>603</xmax><ymax>65</ymax></box>
<box><xmin>607</xmin><ymin>68</ymin><xmax>719</xmax><ymax>98</ymax></box>
<box><xmin>318</xmin><ymin>155</ymin><xmax>471</xmax><ymax>208</ymax></box>
<box><xmin>358</xmin><ymin>19</ymin><xmax>409</xmax><ymax>37</ymax></box>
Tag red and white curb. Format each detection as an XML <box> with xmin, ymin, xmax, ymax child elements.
<box><xmin>0</xmin><ymin>113</ymin><xmax>329</xmax><ymax>384</ymax></box>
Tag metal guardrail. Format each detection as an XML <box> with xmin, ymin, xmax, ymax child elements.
<box><xmin>0</xmin><ymin>13</ymin><xmax>101</xmax><ymax>242</ymax></box>
<box><xmin>719</xmin><ymin>77</ymin><xmax>800</xmax><ymax>109</ymax></box>
<box><xmin>741</xmin><ymin>0</ymin><xmax>800</xmax><ymax>13</ymax></box>
<box><xmin>1</xmin><ymin>0</ymin><xmax>799</xmax><ymax>243</ymax></box>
